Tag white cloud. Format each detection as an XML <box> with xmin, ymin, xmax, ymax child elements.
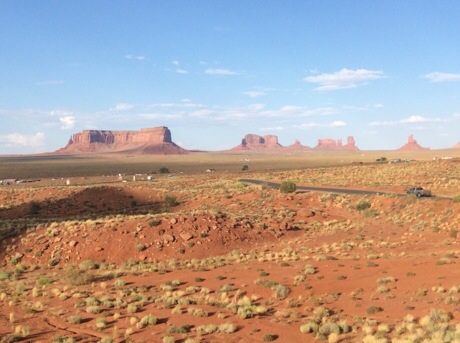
<box><xmin>176</xmin><ymin>69</ymin><xmax>189</xmax><ymax>74</ymax></box>
<box><xmin>0</xmin><ymin>132</ymin><xmax>45</xmax><ymax>147</ymax></box>
<box><xmin>113</xmin><ymin>103</ymin><xmax>135</xmax><ymax>111</ymax></box>
<box><xmin>331</xmin><ymin>121</ymin><xmax>347</xmax><ymax>127</ymax></box>
<box><xmin>205</xmin><ymin>68</ymin><xmax>239</xmax><ymax>75</ymax></box>
<box><xmin>370</xmin><ymin>115</ymin><xmax>443</xmax><ymax>126</ymax></box>
<box><xmin>172</xmin><ymin>60</ymin><xmax>180</xmax><ymax>65</ymax></box>
<box><xmin>423</xmin><ymin>72</ymin><xmax>460</xmax><ymax>82</ymax></box>
<box><xmin>304</xmin><ymin>68</ymin><xmax>386</xmax><ymax>91</ymax></box>
<box><xmin>243</xmin><ymin>91</ymin><xmax>266</xmax><ymax>98</ymax></box>
<box><xmin>60</xmin><ymin>116</ymin><xmax>75</xmax><ymax>129</ymax></box>
<box><xmin>400</xmin><ymin>115</ymin><xmax>431</xmax><ymax>123</ymax></box>
<box><xmin>260</xmin><ymin>126</ymin><xmax>284</xmax><ymax>131</ymax></box>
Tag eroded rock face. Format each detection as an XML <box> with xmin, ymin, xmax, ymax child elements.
<box><xmin>397</xmin><ymin>135</ymin><xmax>429</xmax><ymax>151</ymax></box>
<box><xmin>233</xmin><ymin>134</ymin><xmax>283</xmax><ymax>150</ymax></box>
<box><xmin>286</xmin><ymin>139</ymin><xmax>312</xmax><ymax>150</ymax></box>
<box><xmin>314</xmin><ymin>136</ymin><xmax>359</xmax><ymax>151</ymax></box>
<box><xmin>57</xmin><ymin>127</ymin><xmax>188</xmax><ymax>155</ymax></box>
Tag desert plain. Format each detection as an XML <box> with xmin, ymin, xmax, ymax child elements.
<box><xmin>1</xmin><ymin>150</ymin><xmax>460</xmax><ymax>343</ymax></box>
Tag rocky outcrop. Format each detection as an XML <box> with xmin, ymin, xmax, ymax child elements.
<box><xmin>286</xmin><ymin>140</ymin><xmax>312</xmax><ymax>150</ymax></box>
<box><xmin>452</xmin><ymin>142</ymin><xmax>460</xmax><ymax>149</ymax></box>
<box><xmin>397</xmin><ymin>135</ymin><xmax>429</xmax><ymax>151</ymax></box>
<box><xmin>57</xmin><ymin>127</ymin><xmax>188</xmax><ymax>155</ymax></box>
<box><xmin>314</xmin><ymin>136</ymin><xmax>359</xmax><ymax>151</ymax></box>
<box><xmin>232</xmin><ymin>134</ymin><xmax>283</xmax><ymax>150</ymax></box>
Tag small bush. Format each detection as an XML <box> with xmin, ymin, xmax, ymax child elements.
<box><xmin>159</xmin><ymin>167</ymin><xmax>170</xmax><ymax>174</ymax></box>
<box><xmin>136</xmin><ymin>243</ymin><xmax>147</xmax><ymax>252</ymax></box>
<box><xmin>0</xmin><ymin>270</ymin><xmax>12</xmax><ymax>280</ymax></box>
<box><xmin>356</xmin><ymin>200</ymin><xmax>371</xmax><ymax>211</ymax></box>
<box><xmin>263</xmin><ymin>334</ymin><xmax>277</xmax><ymax>341</ymax></box>
<box><xmin>36</xmin><ymin>277</ymin><xmax>52</xmax><ymax>286</ymax></box>
<box><xmin>164</xmin><ymin>195</ymin><xmax>178</xmax><ymax>207</ymax></box>
<box><xmin>64</xmin><ymin>268</ymin><xmax>95</xmax><ymax>286</ymax></box>
<box><xmin>242</xmin><ymin>165</ymin><xmax>249</xmax><ymax>171</ymax></box>
<box><xmin>148</xmin><ymin>219</ymin><xmax>161</xmax><ymax>227</ymax></box>
<box><xmin>167</xmin><ymin>325</ymin><xmax>192</xmax><ymax>334</ymax></box>
<box><xmin>366</xmin><ymin>305</ymin><xmax>383</xmax><ymax>314</ymax></box>
<box><xmin>279</xmin><ymin>181</ymin><xmax>297</xmax><ymax>193</ymax></box>
<box><xmin>453</xmin><ymin>195</ymin><xmax>460</xmax><ymax>203</ymax></box>
<box><xmin>67</xmin><ymin>316</ymin><xmax>82</xmax><ymax>324</ymax></box>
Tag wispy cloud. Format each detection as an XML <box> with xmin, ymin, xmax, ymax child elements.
<box><xmin>113</xmin><ymin>103</ymin><xmax>135</xmax><ymax>111</ymax></box>
<box><xmin>125</xmin><ymin>54</ymin><xmax>145</xmax><ymax>61</ymax></box>
<box><xmin>304</xmin><ymin>68</ymin><xmax>386</xmax><ymax>91</ymax></box>
<box><xmin>205</xmin><ymin>68</ymin><xmax>239</xmax><ymax>75</ymax></box>
<box><xmin>0</xmin><ymin>132</ymin><xmax>45</xmax><ymax>148</ymax></box>
<box><xmin>243</xmin><ymin>91</ymin><xmax>266</xmax><ymax>98</ymax></box>
<box><xmin>400</xmin><ymin>115</ymin><xmax>431</xmax><ymax>123</ymax></box>
<box><xmin>175</xmin><ymin>69</ymin><xmax>189</xmax><ymax>74</ymax></box>
<box><xmin>423</xmin><ymin>72</ymin><xmax>460</xmax><ymax>82</ymax></box>
<box><xmin>370</xmin><ymin>115</ymin><xmax>443</xmax><ymax>126</ymax></box>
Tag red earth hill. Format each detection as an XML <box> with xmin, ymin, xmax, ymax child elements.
<box><xmin>56</xmin><ymin>127</ymin><xmax>188</xmax><ymax>155</ymax></box>
<box><xmin>397</xmin><ymin>134</ymin><xmax>429</xmax><ymax>151</ymax></box>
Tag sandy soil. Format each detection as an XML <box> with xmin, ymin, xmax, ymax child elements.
<box><xmin>0</xmin><ymin>160</ymin><xmax>459</xmax><ymax>342</ymax></box>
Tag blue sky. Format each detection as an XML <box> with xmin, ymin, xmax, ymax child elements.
<box><xmin>1</xmin><ymin>1</ymin><xmax>460</xmax><ymax>154</ymax></box>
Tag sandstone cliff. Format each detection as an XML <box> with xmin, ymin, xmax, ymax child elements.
<box><xmin>397</xmin><ymin>135</ymin><xmax>429</xmax><ymax>151</ymax></box>
<box><xmin>314</xmin><ymin>136</ymin><xmax>359</xmax><ymax>151</ymax></box>
<box><xmin>57</xmin><ymin>127</ymin><xmax>188</xmax><ymax>155</ymax></box>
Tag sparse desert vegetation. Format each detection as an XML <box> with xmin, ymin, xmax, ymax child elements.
<box><xmin>0</xmin><ymin>153</ymin><xmax>459</xmax><ymax>342</ymax></box>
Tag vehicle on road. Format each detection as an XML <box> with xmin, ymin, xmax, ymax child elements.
<box><xmin>406</xmin><ymin>187</ymin><xmax>432</xmax><ymax>197</ymax></box>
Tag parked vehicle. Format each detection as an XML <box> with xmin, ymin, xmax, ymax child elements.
<box><xmin>406</xmin><ymin>187</ymin><xmax>432</xmax><ymax>197</ymax></box>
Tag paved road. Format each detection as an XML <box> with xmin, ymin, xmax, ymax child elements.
<box><xmin>239</xmin><ymin>179</ymin><xmax>402</xmax><ymax>197</ymax></box>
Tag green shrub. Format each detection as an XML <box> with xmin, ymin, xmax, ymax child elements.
<box><xmin>67</xmin><ymin>316</ymin><xmax>82</xmax><ymax>324</ymax></box>
<box><xmin>164</xmin><ymin>195</ymin><xmax>178</xmax><ymax>207</ymax></box>
<box><xmin>263</xmin><ymin>334</ymin><xmax>277</xmax><ymax>341</ymax></box>
<box><xmin>136</xmin><ymin>243</ymin><xmax>147</xmax><ymax>252</ymax></box>
<box><xmin>356</xmin><ymin>200</ymin><xmax>371</xmax><ymax>211</ymax></box>
<box><xmin>167</xmin><ymin>325</ymin><xmax>192</xmax><ymax>334</ymax></box>
<box><xmin>279</xmin><ymin>180</ymin><xmax>297</xmax><ymax>193</ymax></box>
<box><xmin>242</xmin><ymin>165</ymin><xmax>249</xmax><ymax>171</ymax></box>
<box><xmin>0</xmin><ymin>270</ymin><xmax>12</xmax><ymax>280</ymax></box>
<box><xmin>36</xmin><ymin>277</ymin><xmax>52</xmax><ymax>286</ymax></box>
<box><xmin>79</xmin><ymin>260</ymin><xmax>98</xmax><ymax>270</ymax></box>
<box><xmin>453</xmin><ymin>195</ymin><xmax>460</xmax><ymax>203</ymax></box>
<box><xmin>148</xmin><ymin>218</ymin><xmax>161</xmax><ymax>227</ymax></box>
<box><xmin>64</xmin><ymin>268</ymin><xmax>95</xmax><ymax>286</ymax></box>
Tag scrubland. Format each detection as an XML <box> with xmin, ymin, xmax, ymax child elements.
<box><xmin>0</xmin><ymin>156</ymin><xmax>459</xmax><ymax>342</ymax></box>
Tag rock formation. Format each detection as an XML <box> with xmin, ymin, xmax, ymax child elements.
<box><xmin>286</xmin><ymin>139</ymin><xmax>312</xmax><ymax>150</ymax></box>
<box><xmin>397</xmin><ymin>135</ymin><xmax>429</xmax><ymax>151</ymax></box>
<box><xmin>314</xmin><ymin>136</ymin><xmax>359</xmax><ymax>151</ymax></box>
<box><xmin>452</xmin><ymin>142</ymin><xmax>460</xmax><ymax>149</ymax></box>
<box><xmin>57</xmin><ymin>127</ymin><xmax>188</xmax><ymax>155</ymax></box>
<box><xmin>232</xmin><ymin>134</ymin><xmax>283</xmax><ymax>150</ymax></box>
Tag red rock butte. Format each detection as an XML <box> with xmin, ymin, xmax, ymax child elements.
<box><xmin>231</xmin><ymin>134</ymin><xmax>283</xmax><ymax>150</ymax></box>
<box><xmin>397</xmin><ymin>134</ymin><xmax>429</xmax><ymax>151</ymax></box>
<box><xmin>314</xmin><ymin>136</ymin><xmax>359</xmax><ymax>151</ymax></box>
<box><xmin>56</xmin><ymin>127</ymin><xmax>188</xmax><ymax>155</ymax></box>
